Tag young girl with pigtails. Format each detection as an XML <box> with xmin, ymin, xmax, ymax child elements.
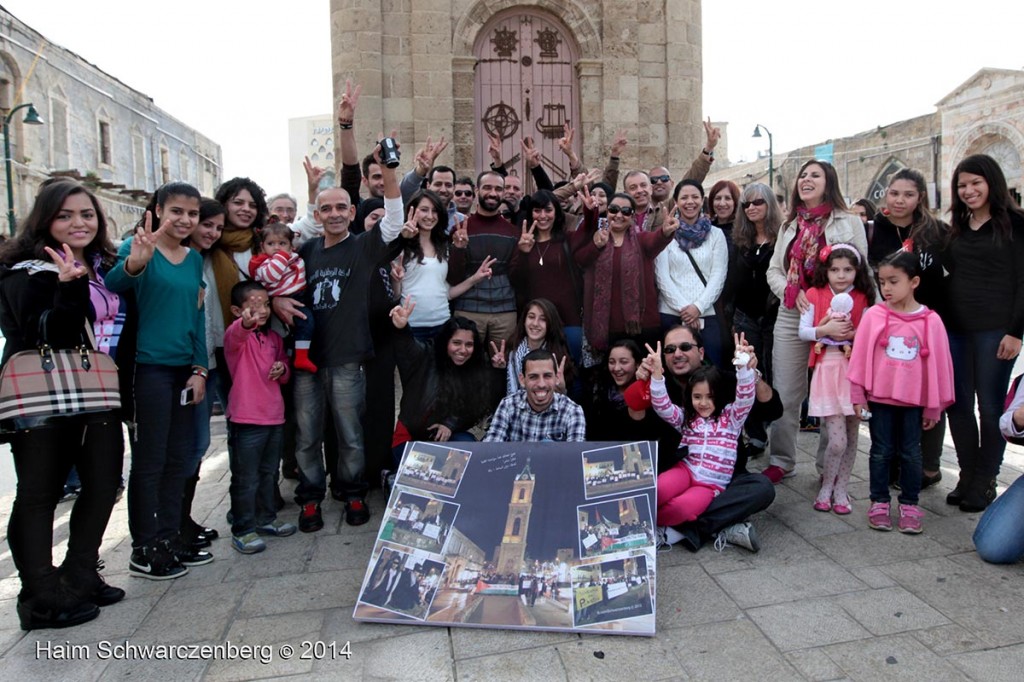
<box><xmin>799</xmin><ymin>243</ymin><xmax>875</xmax><ymax>514</ymax></box>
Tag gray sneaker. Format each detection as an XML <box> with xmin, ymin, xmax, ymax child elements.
<box><xmin>655</xmin><ymin>526</ymin><xmax>672</xmax><ymax>553</ymax></box>
<box><xmin>256</xmin><ymin>519</ymin><xmax>297</xmax><ymax>537</ymax></box>
<box><xmin>714</xmin><ymin>522</ymin><xmax>760</xmax><ymax>553</ymax></box>
<box><xmin>232</xmin><ymin>532</ymin><xmax>267</xmax><ymax>555</ymax></box>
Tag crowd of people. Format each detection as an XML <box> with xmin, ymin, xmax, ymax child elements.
<box><xmin>2</xmin><ymin>79</ymin><xmax>1023</xmax><ymax>633</ymax></box>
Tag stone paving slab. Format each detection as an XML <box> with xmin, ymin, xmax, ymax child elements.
<box><xmin>1</xmin><ymin>426</ymin><xmax>1022</xmax><ymax>680</ymax></box>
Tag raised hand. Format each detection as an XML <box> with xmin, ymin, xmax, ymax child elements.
<box><xmin>662</xmin><ymin>213</ymin><xmax>680</xmax><ymax>236</ymax></box>
<box><xmin>555</xmin><ymin>354</ymin><xmax>567</xmax><ymax>392</ymax></box>
<box><xmin>557</xmin><ymin>124</ymin><xmax>578</xmax><ymax>166</ymax></box>
<box><xmin>390</xmin><ymin>258</ymin><xmax>405</xmax><ymax>285</ymax></box>
<box><xmin>610</xmin><ymin>129</ymin><xmax>628</xmax><ymax>158</ymax></box>
<box><xmin>487</xmin><ymin>132</ymin><xmax>503</xmax><ymax>167</ymax></box>
<box><xmin>401</xmin><ymin>206</ymin><xmax>419</xmax><ymax>239</ymax></box>
<box><xmin>451</xmin><ymin>220</ymin><xmax>469</xmax><ymax>249</ymax></box>
<box><xmin>126</xmin><ymin>212</ymin><xmax>165</xmax><ymax>275</ymax></box>
<box><xmin>703</xmin><ymin>117</ymin><xmax>721</xmax><ymax>152</ymax></box>
<box><xmin>336</xmin><ymin>79</ymin><xmax>362</xmax><ymax>125</ymax></box>
<box><xmin>372</xmin><ymin>129</ymin><xmax>400</xmax><ymax>166</ymax></box>
<box><xmin>643</xmin><ymin>341</ymin><xmax>664</xmax><ymax>379</ymax></box>
<box><xmin>43</xmin><ymin>243</ymin><xmax>88</xmax><ymax>282</ymax></box>
<box><xmin>593</xmin><ymin>227</ymin><xmax>610</xmax><ymax>248</ymax></box>
<box><xmin>388</xmin><ymin>295</ymin><xmax>416</xmax><ymax>329</ymax></box>
<box><xmin>522</xmin><ymin>137</ymin><xmax>541</xmax><ymax>169</ymax></box>
<box><xmin>518</xmin><ymin>220</ymin><xmax>537</xmax><ymax>252</ymax></box>
<box><xmin>732</xmin><ymin>331</ymin><xmax>757</xmax><ymax>370</ymax></box>
<box><xmin>240</xmin><ymin>304</ymin><xmax>260</xmax><ymax>329</ymax></box>
<box><xmin>303</xmin><ymin>155</ymin><xmax>328</xmax><ymax>200</ymax></box>
<box><xmin>472</xmin><ymin>255</ymin><xmax>496</xmax><ymax>283</ymax></box>
<box><xmin>577</xmin><ymin>179</ymin><xmax>596</xmax><ymax>211</ymax></box>
<box><xmin>489</xmin><ymin>339</ymin><xmax>507</xmax><ymax>369</ymax></box>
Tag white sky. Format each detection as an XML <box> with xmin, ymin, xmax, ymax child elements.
<box><xmin>4</xmin><ymin>0</ymin><xmax>1023</xmax><ymax>194</ymax></box>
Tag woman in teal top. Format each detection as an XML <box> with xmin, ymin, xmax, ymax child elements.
<box><xmin>105</xmin><ymin>182</ymin><xmax>210</xmax><ymax>580</ymax></box>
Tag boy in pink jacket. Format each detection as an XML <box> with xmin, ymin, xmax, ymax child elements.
<box><xmin>224</xmin><ymin>281</ymin><xmax>296</xmax><ymax>554</ymax></box>
<box><xmin>848</xmin><ymin>251</ymin><xmax>955</xmax><ymax>534</ymax></box>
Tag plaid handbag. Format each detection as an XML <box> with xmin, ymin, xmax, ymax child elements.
<box><xmin>0</xmin><ymin>313</ymin><xmax>120</xmax><ymax>431</ymax></box>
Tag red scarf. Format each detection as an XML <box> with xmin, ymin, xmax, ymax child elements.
<box><xmin>784</xmin><ymin>203</ymin><xmax>832</xmax><ymax>309</ymax></box>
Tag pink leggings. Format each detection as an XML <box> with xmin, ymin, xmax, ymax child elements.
<box><xmin>656</xmin><ymin>464</ymin><xmax>718</xmax><ymax>526</ymax></box>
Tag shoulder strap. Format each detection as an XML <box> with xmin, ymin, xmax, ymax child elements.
<box><xmin>682</xmin><ymin>248</ymin><xmax>708</xmax><ymax>287</ymax></box>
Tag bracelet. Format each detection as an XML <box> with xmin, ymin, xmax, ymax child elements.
<box><xmin>339</xmin><ymin>121</ymin><xmax>353</xmax><ymax>130</ymax></box>
<box><xmin>702</xmin><ymin>148</ymin><xmax>715</xmax><ymax>158</ymax></box>
<box><xmin>192</xmin><ymin>367</ymin><xmax>209</xmax><ymax>379</ymax></box>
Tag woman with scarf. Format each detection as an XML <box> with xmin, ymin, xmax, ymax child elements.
<box><xmin>574</xmin><ymin>192</ymin><xmax>676</xmax><ymax>358</ymax></box>
<box><xmin>654</xmin><ymin>179</ymin><xmax>729</xmax><ymax>367</ymax></box>
<box><xmin>763</xmin><ymin>160</ymin><xmax>868</xmax><ymax>483</ymax></box>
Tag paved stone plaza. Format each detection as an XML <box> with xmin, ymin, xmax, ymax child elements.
<box><xmin>1</xmin><ymin>419</ymin><xmax>1022</xmax><ymax>681</ymax></box>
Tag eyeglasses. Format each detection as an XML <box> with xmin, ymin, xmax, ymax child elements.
<box><xmin>650</xmin><ymin>175</ymin><xmax>671</xmax><ymax>184</ymax></box>
<box><xmin>663</xmin><ymin>342</ymin><xmax>699</xmax><ymax>354</ymax></box>
<box><xmin>454</xmin><ymin>190</ymin><xmax>474</xmax><ymax>197</ymax></box>
<box><xmin>741</xmin><ymin>198</ymin><xmax>767</xmax><ymax>209</ymax></box>
<box><xmin>606</xmin><ymin>205</ymin><xmax>635</xmax><ymax>216</ymax></box>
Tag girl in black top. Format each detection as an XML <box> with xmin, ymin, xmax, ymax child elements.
<box><xmin>944</xmin><ymin>154</ymin><xmax>1024</xmax><ymax>512</ymax></box>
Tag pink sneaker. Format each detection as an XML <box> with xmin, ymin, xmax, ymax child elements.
<box><xmin>868</xmin><ymin>502</ymin><xmax>892</xmax><ymax>531</ymax></box>
<box><xmin>897</xmin><ymin>504</ymin><xmax>923</xmax><ymax>534</ymax></box>
<box><xmin>762</xmin><ymin>465</ymin><xmax>795</xmax><ymax>484</ymax></box>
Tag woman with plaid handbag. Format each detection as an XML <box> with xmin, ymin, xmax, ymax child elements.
<box><xmin>0</xmin><ymin>181</ymin><xmax>127</xmax><ymax>630</ymax></box>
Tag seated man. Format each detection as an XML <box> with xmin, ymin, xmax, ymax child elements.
<box><xmin>626</xmin><ymin>324</ymin><xmax>780</xmax><ymax>552</ymax></box>
<box><xmin>485</xmin><ymin>349</ymin><xmax>586</xmax><ymax>443</ymax></box>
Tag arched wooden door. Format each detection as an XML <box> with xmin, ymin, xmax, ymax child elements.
<box><xmin>473</xmin><ymin>10</ymin><xmax>579</xmax><ymax>187</ymax></box>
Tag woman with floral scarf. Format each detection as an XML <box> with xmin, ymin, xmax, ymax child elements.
<box><xmin>763</xmin><ymin>160</ymin><xmax>869</xmax><ymax>483</ymax></box>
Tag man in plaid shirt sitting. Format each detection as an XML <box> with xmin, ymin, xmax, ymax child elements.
<box><xmin>484</xmin><ymin>349</ymin><xmax>586</xmax><ymax>442</ymax></box>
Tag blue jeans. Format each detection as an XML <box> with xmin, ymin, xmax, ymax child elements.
<box><xmin>128</xmin><ymin>364</ymin><xmax>195</xmax><ymax>548</ymax></box>
<box><xmin>868</xmin><ymin>402</ymin><xmax>923</xmax><ymax>505</ymax></box>
<box><xmin>227</xmin><ymin>422</ymin><xmax>283</xmax><ymax>535</ymax></box>
<box><xmin>190</xmin><ymin>367</ymin><xmax>226</xmax><ymax>477</ymax></box>
<box><xmin>973</xmin><ymin>476</ymin><xmax>1024</xmax><ymax>564</ymax></box>
<box><xmin>947</xmin><ymin>330</ymin><xmax>1015</xmax><ymax>482</ymax></box>
<box><xmin>411</xmin><ymin>324</ymin><xmax>446</xmax><ymax>343</ymax></box>
<box><xmin>293</xmin><ymin>364</ymin><xmax>368</xmax><ymax>503</ymax></box>
<box><xmin>660</xmin><ymin>313</ymin><xmax>725</xmax><ymax>368</ymax></box>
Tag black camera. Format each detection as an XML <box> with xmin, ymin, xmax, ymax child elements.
<box><xmin>378</xmin><ymin>137</ymin><xmax>401</xmax><ymax>169</ymax></box>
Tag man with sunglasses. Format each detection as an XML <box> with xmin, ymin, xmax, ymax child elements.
<box><xmin>632</xmin><ymin>324</ymin><xmax>780</xmax><ymax>553</ymax></box>
<box><xmin>452</xmin><ymin>178</ymin><xmax>475</xmax><ymax>214</ymax></box>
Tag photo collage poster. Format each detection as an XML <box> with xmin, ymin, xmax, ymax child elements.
<box><xmin>354</xmin><ymin>440</ymin><xmax>658</xmax><ymax>636</ymax></box>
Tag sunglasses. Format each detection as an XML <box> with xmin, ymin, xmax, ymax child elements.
<box><xmin>741</xmin><ymin>198</ymin><xmax>767</xmax><ymax>209</ymax></box>
<box><xmin>606</xmin><ymin>205</ymin><xmax>635</xmax><ymax>216</ymax></box>
<box><xmin>650</xmin><ymin>175</ymin><xmax>671</xmax><ymax>184</ymax></box>
<box><xmin>454</xmin><ymin>190</ymin><xmax>474</xmax><ymax>197</ymax></box>
<box><xmin>663</xmin><ymin>342</ymin><xmax>699</xmax><ymax>354</ymax></box>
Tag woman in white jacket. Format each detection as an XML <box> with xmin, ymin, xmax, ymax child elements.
<box><xmin>654</xmin><ymin>179</ymin><xmax>728</xmax><ymax>367</ymax></box>
<box><xmin>763</xmin><ymin>160</ymin><xmax>869</xmax><ymax>483</ymax></box>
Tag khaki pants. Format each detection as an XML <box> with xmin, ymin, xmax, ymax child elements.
<box><xmin>455</xmin><ymin>310</ymin><xmax>517</xmax><ymax>354</ymax></box>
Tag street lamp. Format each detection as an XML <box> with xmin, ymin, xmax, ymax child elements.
<box><xmin>752</xmin><ymin>124</ymin><xmax>773</xmax><ymax>191</ymax></box>
<box><xmin>5</xmin><ymin>103</ymin><xmax>45</xmax><ymax>236</ymax></box>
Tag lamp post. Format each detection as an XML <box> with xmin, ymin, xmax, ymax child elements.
<box><xmin>4</xmin><ymin>103</ymin><xmax>45</xmax><ymax>236</ymax></box>
<box><xmin>752</xmin><ymin>124</ymin><xmax>773</xmax><ymax>192</ymax></box>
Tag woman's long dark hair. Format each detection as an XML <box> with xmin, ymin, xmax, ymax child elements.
<box><xmin>215</xmin><ymin>176</ymin><xmax>269</xmax><ymax>232</ymax></box>
<box><xmin>519</xmin><ymin>189</ymin><xmax>567</xmax><ymax>241</ymax></box>
<box><xmin>139</xmin><ymin>181</ymin><xmax>202</xmax><ymax>232</ymax></box>
<box><xmin>0</xmin><ymin>181</ymin><xmax>117</xmax><ymax>269</ymax></box>
<box><xmin>402</xmin><ymin>190</ymin><xmax>449</xmax><ymax>265</ymax></box>
<box><xmin>886</xmin><ymin>168</ymin><xmax>947</xmax><ymax>250</ymax></box>
<box><xmin>433</xmin><ymin>316</ymin><xmax>493</xmax><ymax>426</ymax></box>
<box><xmin>788</xmin><ymin>159</ymin><xmax>848</xmax><ymax>221</ymax></box>
<box><xmin>949</xmin><ymin>153</ymin><xmax>1024</xmax><ymax>243</ymax></box>
<box><xmin>509</xmin><ymin>298</ymin><xmax>575</xmax><ymax>387</ymax></box>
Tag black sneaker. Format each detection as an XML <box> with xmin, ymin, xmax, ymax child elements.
<box><xmin>172</xmin><ymin>540</ymin><xmax>214</xmax><ymax>567</ymax></box>
<box><xmin>299</xmin><ymin>502</ymin><xmax>324</xmax><ymax>533</ymax></box>
<box><xmin>129</xmin><ymin>544</ymin><xmax>188</xmax><ymax>581</ymax></box>
<box><xmin>17</xmin><ymin>585</ymin><xmax>100</xmax><ymax>631</ymax></box>
<box><xmin>345</xmin><ymin>499</ymin><xmax>370</xmax><ymax>526</ymax></box>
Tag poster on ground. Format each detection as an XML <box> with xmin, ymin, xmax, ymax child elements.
<box><xmin>353</xmin><ymin>440</ymin><xmax>658</xmax><ymax>636</ymax></box>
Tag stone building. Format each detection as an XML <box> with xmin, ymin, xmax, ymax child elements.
<box><xmin>0</xmin><ymin>7</ymin><xmax>221</xmax><ymax>236</ymax></box>
<box><xmin>704</xmin><ymin>68</ymin><xmax>1024</xmax><ymax>212</ymax></box>
<box><xmin>328</xmin><ymin>0</ymin><xmax>703</xmax><ymax>187</ymax></box>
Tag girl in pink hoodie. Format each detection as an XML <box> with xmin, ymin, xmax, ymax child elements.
<box><xmin>849</xmin><ymin>250</ymin><xmax>955</xmax><ymax>535</ymax></box>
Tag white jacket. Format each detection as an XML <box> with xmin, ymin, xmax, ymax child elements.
<box><xmin>654</xmin><ymin>226</ymin><xmax>727</xmax><ymax>317</ymax></box>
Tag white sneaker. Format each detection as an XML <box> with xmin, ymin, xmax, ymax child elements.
<box><xmin>714</xmin><ymin>522</ymin><xmax>760</xmax><ymax>553</ymax></box>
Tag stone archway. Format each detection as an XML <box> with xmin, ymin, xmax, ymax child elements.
<box><xmin>948</xmin><ymin>122</ymin><xmax>1024</xmax><ymax>201</ymax></box>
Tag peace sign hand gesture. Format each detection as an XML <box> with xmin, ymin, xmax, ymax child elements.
<box><xmin>452</xmin><ymin>221</ymin><xmax>469</xmax><ymax>249</ymax></box>
<box><xmin>558</xmin><ymin>124</ymin><xmax>579</xmax><ymax>166</ymax></box>
<box><xmin>519</xmin><ymin>220</ymin><xmax>537</xmax><ymax>252</ymax></box>
<box><xmin>388</xmin><ymin>295</ymin><xmax>416</xmax><ymax>329</ymax></box>
<box><xmin>303</xmin><ymin>156</ymin><xmax>328</xmax><ymax>201</ymax></box>
<box><xmin>336</xmin><ymin>79</ymin><xmax>362</xmax><ymax>125</ymax></box>
<box><xmin>401</xmin><ymin>206</ymin><xmax>419</xmax><ymax>239</ymax></box>
<box><xmin>555</xmin><ymin>354</ymin><xmax>567</xmax><ymax>392</ymax></box>
<box><xmin>662</xmin><ymin>214</ymin><xmax>680</xmax><ymax>236</ymax></box>
<box><xmin>43</xmin><ymin>243</ymin><xmax>88</xmax><ymax>282</ymax></box>
<box><xmin>643</xmin><ymin>341</ymin><xmax>664</xmax><ymax>379</ymax></box>
<box><xmin>126</xmin><ymin>212</ymin><xmax>166</xmax><ymax>275</ymax></box>
<box><xmin>487</xmin><ymin>132</ymin><xmax>504</xmax><ymax>167</ymax></box>
<box><xmin>489</xmin><ymin>339</ymin><xmax>507</xmax><ymax>369</ymax></box>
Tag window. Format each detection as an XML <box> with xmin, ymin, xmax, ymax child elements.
<box><xmin>132</xmin><ymin>132</ymin><xmax>146</xmax><ymax>188</ymax></box>
<box><xmin>511</xmin><ymin>518</ymin><xmax>521</xmax><ymax>536</ymax></box>
<box><xmin>99</xmin><ymin>121</ymin><xmax>112</xmax><ymax>165</ymax></box>
<box><xmin>160</xmin><ymin>146</ymin><xmax>170</xmax><ymax>184</ymax></box>
<box><xmin>179</xmin><ymin>149</ymin><xmax>190</xmax><ymax>182</ymax></box>
<box><xmin>50</xmin><ymin>99</ymin><xmax>70</xmax><ymax>168</ymax></box>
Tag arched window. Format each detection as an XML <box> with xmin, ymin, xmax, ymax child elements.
<box><xmin>512</xmin><ymin>517</ymin><xmax>522</xmax><ymax>536</ymax></box>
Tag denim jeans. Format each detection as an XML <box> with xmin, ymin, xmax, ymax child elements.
<box><xmin>8</xmin><ymin>419</ymin><xmax>123</xmax><ymax>590</ymax></box>
<box><xmin>293</xmin><ymin>364</ymin><xmax>368</xmax><ymax>503</ymax></box>
<box><xmin>973</xmin><ymin>476</ymin><xmax>1024</xmax><ymax>564</ymax></box>
<box><xmin>128</xmin><ymin>364</ymin><xmax>195</xmax><ymax>548</ymax></box>
<box><xmin>227</xmin><ymin>422</ymin><xmax>284</xmax><ymax>535</ymax></box>
<box><xmin>947</xmin><ymin>330</ymin><xmax>1015</xmax><ymax>482</ymax></box>
<box><xmin>190</xmin><ymin>367</ymin><xmax>226</xmax><ymax>478</ymax></box>
<box><xmin>660</xmin><ymin>313</ymin><xmax>725</xmax><ymax>368</ymax></box>
<box><xmin>868</xmin><ymin>402</ymin><xmax>923</xmax><ymax>505</ymax></box>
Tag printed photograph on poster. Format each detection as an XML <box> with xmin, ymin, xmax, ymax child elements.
<box><xmin>582</xmin><ymin>442</ymin><xmax>655</xmax><ymax>500</ymax></box>
<box><xmin>395</xmin><ymin>441</ymin><xmax>472</xmax><ymax>498</ymax></box>
<box><xmin>354</xmin><ymin>441</ymin><xmax>658</xmax><ymax>636</ymax></box>
<box><xmin>577</xmin><ymin>495</ymin><xmax>655</xmax><ymax>559</ymax></box>
<box><xmin>571</xmin><ymin>553</ymin><xmax>653</xmax><ymax>628</ymax></box>
<box><xmin>379</xmin><ymin>491</ymin><xmax>460</xmax><ymax>554</ymax></box>
<box><xmin>356</xmin><ymin>544</ymin><xmax>446</xmax><ymax>621</ymax></box>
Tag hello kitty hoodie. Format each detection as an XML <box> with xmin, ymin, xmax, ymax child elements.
<box><xmin>847</xmin><ymin>304</ymin><xmax>954</xmax><ymax>420</ymax></box>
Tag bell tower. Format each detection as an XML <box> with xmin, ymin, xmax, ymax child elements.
<box><xmin>494</xmin><ymin>458</ymin><xmax>535</xmax><ymax>575</ymax></box>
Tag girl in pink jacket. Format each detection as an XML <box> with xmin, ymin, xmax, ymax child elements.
<box><xmin>849</xmin><ymin>250</ymin><xmax>955</xmax><ymax>535</ymax></box>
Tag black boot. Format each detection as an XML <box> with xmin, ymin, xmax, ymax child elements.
<box><xmin>959</xmin><ymin>477</ymin><xmax>997</xmax><ymax>513</ymax></box>
<box><xmin>60</xmin><ymin>558</ymin><xmax>125</xmax><ymax>607</ymax></box>
<box><xmin>946</xmin><ymin>470</ymin><xmax>974</xmax><ymax>506</ymax></box>
<box><xmin>17</xmin><ymin>576</ymin><xmax>99</xmax><ymax>631</ymax></box>
<box><xmin>180</xmin><ymin>472</ymin><xmax>219</xmax><ymax>548</ymax></box>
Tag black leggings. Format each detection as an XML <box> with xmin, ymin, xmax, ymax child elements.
<box><xmin>7</xmin><ymin>419</ymin><xmax>123</xmax><ymax>592</ymax></box>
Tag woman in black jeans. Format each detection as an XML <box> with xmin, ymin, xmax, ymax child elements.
<box><xmin>0</xmin><ymin>181</ymin><xmax>126</xmax><ymax>630</ymax></box>
<box><xmin>729</xmin><ymin>183</ymin><xmax>782</xmax><ymax>450</ymax></box>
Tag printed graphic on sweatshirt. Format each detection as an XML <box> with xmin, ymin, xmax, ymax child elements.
<box><xmin>308</xmin><ymin>266</ymin><xmax>351</xmax><ymax>311</ymax></box>
<box><xmin>885</xmin><ymin>335</ymin><xmax>920</xmax><ymax>361</ymax></box>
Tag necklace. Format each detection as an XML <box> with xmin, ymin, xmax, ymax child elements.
<box><xmin>537</xmin><ymin>241</ymin><xmax>552</xmax><ymax>266</ymax></box>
